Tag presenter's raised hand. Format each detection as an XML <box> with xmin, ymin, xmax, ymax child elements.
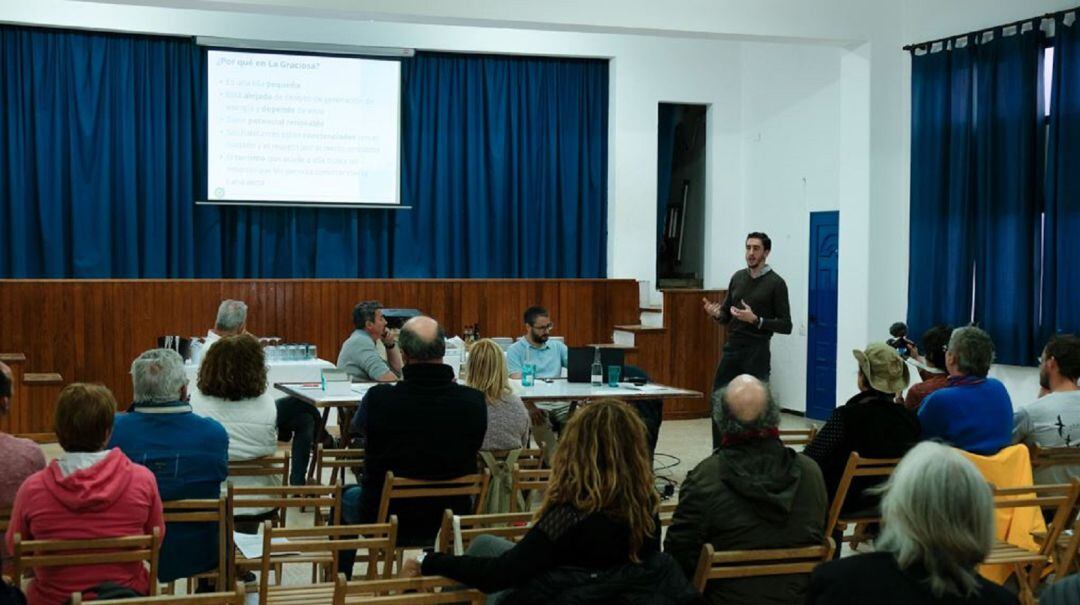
<box><xmin>730</xmin><ymin>299</ymin><xmax>759</xmax><ymax>325</ymax></box>
<box><xmin>701</xmin><ymin>297</ymin><xmax>723</xmax><ymax>319</ymax></box>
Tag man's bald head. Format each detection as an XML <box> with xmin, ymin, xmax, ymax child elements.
<box><xmin>399</xmin><ymin>316</ymin><xmax>446</xmax><ymax>364</ymax></box>
<box><xmin>713</xmin><ymin>374</ymin><xmax>780</xmax><ymax>442</ymax></box>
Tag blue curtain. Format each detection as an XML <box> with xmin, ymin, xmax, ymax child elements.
<box><xmin>0</xmin><ymin>27</ymin><xmax>609</xmax><ymax>278</ymax></box>
<box><xmin>1044</xmin><ymin>17</ymin><xmax>1080</xmax><ymax>337</ymax></box>
<box><xmin>906</xmin><ymin>39</ymin><xmax>977</xmax><ymax>342</ymax></box>
<box><xmin>972</xmin><ymin>25</ymin><xmax>1043</xmax><ymax>366</ymax></box>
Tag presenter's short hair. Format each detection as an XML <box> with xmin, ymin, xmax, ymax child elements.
<box><xmin>353</xmin><ymin>301</ymin><xmax>383</xmax><ymax>330</ymax></box>
<box><xmin>746</xmin><ymin>232</ymin><xmax>772</xmax><ymax>251</ymax></box>
<box><xmin>524</xmin><ymin>306</ymin><xmax>549</xmax><ymax>326</ymax></box>
<box><xmin>54</xmin><ymin>383</ymin><xmax>117</xmax><ymax>453</ymax></box>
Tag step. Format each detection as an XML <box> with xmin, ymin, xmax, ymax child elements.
<box><xmin>613</xmin><ymin>324</ymin><xmax>667</xmax><ymax>333</ymax></box>
<box><xmin>23</xmin><ymin>372</ymin><xmax>63</xmax><ymax>385</ymax></box>
<box><xmin>639</xmin><ymin>305</ymin><xmax>663</xmax><ymax>313</ymax></box>
<box><xmin>587</xmin><ymin>343</ymin><xmax>638</xmax><ymax>353</ymax></box>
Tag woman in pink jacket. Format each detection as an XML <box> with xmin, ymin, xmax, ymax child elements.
<box><xmin>5</xmin><ymin>383</ymin><xmax>164</xmax><ymax>605</ymax></box>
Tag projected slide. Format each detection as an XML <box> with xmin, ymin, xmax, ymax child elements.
<box><xmin>207</xmin><ymin>50</ymin><xmax>401</xmax><ymax>206</ymax></box>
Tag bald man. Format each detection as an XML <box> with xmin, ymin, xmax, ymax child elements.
<box><xmin>665</xmin><ymin>375</ymin><xmax>827</xmax><ymax>605</ymax></box>
<box><xmin>339</xmin><ymin>316</ymin><xmax>487</xmax><ymax>577</ymax></box>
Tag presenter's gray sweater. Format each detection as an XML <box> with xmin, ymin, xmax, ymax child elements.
<box><xmin>716</xmin><ymin>268</ymin><xmax>793</xmax><ymax>342</ymax></box>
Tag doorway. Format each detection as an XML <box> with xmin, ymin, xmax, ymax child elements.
<box><xmin>656</xmin><ymin>103</ymin><xmax>707</xmax><ymax>289</ymax></box>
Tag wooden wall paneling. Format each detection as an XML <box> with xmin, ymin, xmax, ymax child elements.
<box><xmin>661</xmin><ymin>289</ymin><xmax>726</xmax><ymax>419</ymax></box>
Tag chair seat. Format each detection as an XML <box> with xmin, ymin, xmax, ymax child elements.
<box><xmin>266</xmin><ymin>583</ymin><xmax>335</xmax><ymax>605</ymax></box>
<box><xmin>984</xmin><ymin>540</ymin><xmax>1048</xmax><ymax>565</ymax></box>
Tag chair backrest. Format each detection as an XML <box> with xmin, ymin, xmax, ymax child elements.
<box><xmin>691</xmin><ymin>538</ymin><xmax>835</xmax><ymax>593</ymax></box>
<box><xmin>228</xmin><ymin>452</ymin><xmax>290</xmax><ymax>484</ymax></box>
<box><xmin>258</xmin><ymin>518</ymin><xmax>398</xmax><ymax>605</ymax></box>
<box><xmin>659</xmin><ymin>501</ymin><xmax>678</xmax><ymax>528</ymax></box>
<box><xmin>332</xmin><ymin>573</ymin><xmax>485</xmax><ymax>605</ymax></box>
<box><xmin>12</xmin><ymin>528</ymin><xmax>162</xmax><ymax>596</ymax></box>
<box><xmin>515</xmin><ymin>448</ymin><xmax>544</xmax><ymax>470</ymax></box>
<box><xmin>316</xmin><ymin>446</ymin><xmax>365</xmax><ymax>486</ymax></box>
<box><xmin>227</xmin><ymin>483</ymin><xmax>342</xmax><ymax>529</ymax></box>
<box><xmin>377</xmin><ymin>470</ymin><xmax>491</xmax><ymax>524</ymax></box>
<box><xmin>71</xmin><ymin>582</ymin><xmax>245</xmax><ymax>605</ymax></box>
<box><xmin>510</xmin><ymin>465</ymin><xmax>551</xmax><ymax>512</ymax></box>
<box><xmin>437</xmin><ymin>509</ymin><xmax>534</xmax><ymax>554</ymax></box>
<box><xmin>824</xmin><ymin>452</ymin><xmax>900</xmax><ymax>537</ymax></box>
<box><xmin>1030</xmin><ymin>445</ymin><xmax>1080</xmax><ymax>471</ymax></box>
<box><xmin>162</xmin><ymin>496</ymin><xmax>231</xmax><ymax>590</ymax></box>
<box><xmin>779</xmin><ymin>428</ymin><xmax>818</xmax><ymax>447</ymax></box>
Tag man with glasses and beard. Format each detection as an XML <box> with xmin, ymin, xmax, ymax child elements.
<box><xmin>1013</xmin><ymin>333</ymin><xmax>1080</xmax><ymax>485</ymax></box>
<box><xmin>506</xmin><ymin>306</ymin><xmax>568</xmax><ymax>460</ymax></box>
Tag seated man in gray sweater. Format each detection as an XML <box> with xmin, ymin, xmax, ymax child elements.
<box><xmin>665</xmin><ymin>375</ymin><xmax>827</xmax><ymax>605</ymax></box>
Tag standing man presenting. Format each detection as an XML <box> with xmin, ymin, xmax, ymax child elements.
<box><xmin>703</xmin><ymin>232</ymin><xmax>792</xmax><ymax>449</ymax></box>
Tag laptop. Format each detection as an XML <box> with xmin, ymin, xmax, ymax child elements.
<box><xmin>567</xmin><ymin>347</ymin><xmax>625</xmax><ymax>383</ymax></box>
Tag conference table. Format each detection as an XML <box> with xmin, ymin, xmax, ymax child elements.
<box><xmin>275</xmin><ymin>378</ymin><xmax>703</xmax><ymax>482</ymax></box>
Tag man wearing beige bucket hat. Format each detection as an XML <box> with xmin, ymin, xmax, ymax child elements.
<box><xmin>805</xmin><ymin>343</ymin><xmax>921</xmax><ymax>508</ymax></box>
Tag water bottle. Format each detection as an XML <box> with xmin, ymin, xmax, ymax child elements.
<box><xmin>591</xmin><ymin>346</ymin><xmax>603</xmax><ymax>386</ymax></box>
<box><xmin>522</xmin><ymin>348</ymin><xmax>535</xmax><ymax>388</ymax></box>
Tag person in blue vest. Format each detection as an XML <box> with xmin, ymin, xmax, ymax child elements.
<box><xmin>108</xmin><ymin>348</ymin><xmax>229</xmax><ymax>587</ymax></box>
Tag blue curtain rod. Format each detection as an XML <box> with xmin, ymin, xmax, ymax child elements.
<box><xmin>902</xmin><ymin>5</ymin><xmax>1080</xmax><ymax>52</ymax></box>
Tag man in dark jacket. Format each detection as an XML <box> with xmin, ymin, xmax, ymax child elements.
<box><xmin>665</xmin><ymin>374</ymin><xmax>827</xmax><ymax>605</ymax></box>
<box><xmin>339</xmin><ymin>315</ymin><xmax>487</xmax><ymax>575</ymax></box>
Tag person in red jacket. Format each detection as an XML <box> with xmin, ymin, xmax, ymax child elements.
<box><xmin>5</xmin><ymin>383</ymin><xmax>165</xmax><ymax>605</ymax></box>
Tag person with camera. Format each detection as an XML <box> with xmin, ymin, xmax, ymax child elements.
<box><xmin>702</xmin><ymin>232</ymin><xmax>792</xmax><ymax>450</ymax></box>
<box><xmin>902</xmin><ymin>325</ymin><xmax>953</xmax><ymax>412</ymax></box>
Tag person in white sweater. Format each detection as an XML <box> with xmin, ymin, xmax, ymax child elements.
<box><xmin>189</xmin><ymin>334</ymin><xmax>280</xmax><ymax>525</ymax></box>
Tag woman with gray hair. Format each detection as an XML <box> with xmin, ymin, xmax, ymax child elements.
<box><xmin>807</xmin><ymin>442</ymin><xmax>1016</xmax><ymax>604</ymax></box>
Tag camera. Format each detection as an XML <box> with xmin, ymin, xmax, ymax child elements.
<box><xmin>887</xmin><ymin>322</ymin><xmax>914</xmax><ymax>359</ymax></box>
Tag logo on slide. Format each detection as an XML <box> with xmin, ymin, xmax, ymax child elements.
<box><xmin>214</xmin><ymin>187</ymin><xmax>225</xmax><ymax>199</ymax></box>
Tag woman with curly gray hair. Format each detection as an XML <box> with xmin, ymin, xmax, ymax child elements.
<box><xmin>807</xmin><ymin>441</ymin><xmax>1017</xmax><ymax>604</ymax></box>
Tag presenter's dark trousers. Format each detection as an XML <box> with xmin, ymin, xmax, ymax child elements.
<box><xmin>711</xmin><ymin>337</ymin><xmax>771</xmax><ymax>449</ymax></box>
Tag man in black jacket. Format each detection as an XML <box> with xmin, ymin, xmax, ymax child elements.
<box><xmin>665</xmin><ymin>374</ymin><xmax>827</xmax><ymax>605</ymax></box>
<box><xmin>702</xmin><ymin>232</ymin><xmax>792</xmax><ymax>449</ymax></box>
<box><xmin>339</xmin><ymin>315</ymin><xmax>487</xmax><ymax>575</ymax></box>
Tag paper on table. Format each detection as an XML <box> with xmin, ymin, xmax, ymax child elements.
<box><xmin>233</xmin><ymin>532</ymin><xmax>299</xmax><ymax>560</ymax></box>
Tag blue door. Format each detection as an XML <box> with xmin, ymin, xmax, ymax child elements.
<box><xmin>806</xmin><ymin>211</ymin><xmax>839</xmax><ymax>421</ymax></box>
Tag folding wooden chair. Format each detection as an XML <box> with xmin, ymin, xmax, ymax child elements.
<box><xmin>824</xmin><ymin>453</ymin><xmax>900</xmax><ymax>549</ymax></box>
<box><xmin>228</xmin><ymin>483</ymin><xmax>344</xmax><ymax>582</ymax></box>
<box><xmin>660</xmin><ymin>501</ymin><xmax>678</xmax><ymax>528</ymax></box>
<box><xmin>228</xmin><ymin>452</ymin><xmax>290</xmax><ymax>490</ymax></box>
<box><xmin>983</xmin><ymin>480</ymin><xmax>1080</xmax><ymax>605</ymax></box>
<box><xmin>1029</xmin><ymin>445</ymin><xmax>1080</xmax><ymax>474</ymax></box>
<box><xmin>257</xmin><ymin>518</ymin><xmax>398</xmax><ymax>605</ymax></box>
<box><xmin>691</xmin><ymin>538</ymin><xmax>835</xmax><ymax>594</ymax></box>
<box><xmin>377</xmin><ymin>470</ymin><xmax>490</xmax><ymax>558</ymax></box>
<box><xmin>71</xmin><ymin>582</ymin><xmax>245</xmax><ymax>605</ymax></box>
<box><xmin>509</xmin><ymin>465</ymin><xmax>551</xmax><ymax>512</ymax></box>
<box><xmin>331</xmin><ymin>573</ymin><xmax>485</xmax><ymax>605</ymax></box>
<box><xmin>162</xmin><ymin>496</ymin><xmax>232</xmax><ymax>593</ymax></box>
<box><xmin>779</xmin><ymin>427</ymin><xmax>818</xmax><ymax>447</ymax></box>
<box><xmin>436</xmin><ymin>509</ymin><xmax>534</xmax><ymax>554</ymax></box>
<box><xmin>12</xmin><ymin>528</ymin><xmax>162</xmax><ymax>597</ymax></box>
<box><xmin>316</xmin><ymin>446</ymin><xmax>365</xmax><ymax>486</ymax></box>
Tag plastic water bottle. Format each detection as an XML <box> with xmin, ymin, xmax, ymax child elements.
<box><xmin>591</xmin><ymin>347</ymin><xmax>603</xmax><ymax>386</ymax></box>
<box><xmin>522</xmin><ymin>348</ymin><xmax>536</xmax><ymax>388</ymax></box>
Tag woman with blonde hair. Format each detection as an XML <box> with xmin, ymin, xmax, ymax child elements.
<box><xmin>402</xmin><ymin>399</ymin><xmax>699</xmax><ymax>603</ymax></box>
<box><xmin>467</xmin><ymin>339</ymin><xmax>530</xmax><ymax>451</ymax></box>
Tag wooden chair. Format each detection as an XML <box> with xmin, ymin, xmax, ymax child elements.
<box><xmin>824</xmin><ymin>453</ymin><xmax>900</xmax><ymax>549</ymax></box>
<box><xmin>436</xmin><ymin>509</ymin><xmax>535</xmax><ymax>554</ymax></box>
<box><xmin>162</xmin><ymin>496</ymin><xmax>231</xmax><ymax>593</ymax></box>
<box><xmin>228</xmin><ymin>452</ymin><xmax>290</xmax><ymax>489</ymax></box>
<box><xmin>1030</xmin><ymin>445</ymin><xmax>1080</xmax><ymax>474</ymax></box>
<box><xmin>71</xmin><ymin>582</ymin><xmax>245</xmax><ymax>605</ymax></box>
<box><xmin>377</xmin><ymin>471</ymin><xmax>490</xmax><ymax>553</ymax></box>
<box><xmin>256</xmin><ymin>518</ymin><xmax>398</xmax><ymax>605</ymax></box>
<box><xmin>316</xmin><ymin>446</ymin><xmax>365</xmax><ymax>486</ymax></box>
<box><xmin>228</xmin><ymin>483</ymin><xmax>343</xmax><ymax>581</ymax></box>
<box><xmin>983</xmin><ymin>481</ymin><xmax>1080</xmax><ymax>605</ymax></box>
<box><xmin>509</xmin><ymin>465</ymin><xmax>551</xmax><ymax>512</ymax></box>
<box><xmin>12</xmin><ymin>528</ymin><xmax>162</xmax><ymax>597</ymax></box>
<box><xmin>332</xmin><ymin>573</ymin><xmax>485</xmax><ymax>605</ymax></box>
<box><xmin>691</xmin><ymin>538</ymin><xmax>835</xmax><ymax>593</ymax></box>
<box><xmin>779</xmin><ymin>427</ymin><xmax>818</xmax><ymax>447</ymax></box>
<box><xmin>659</xmin><ymin>501</ymin><xmax>678</xmax><ymax>528</ymax></box>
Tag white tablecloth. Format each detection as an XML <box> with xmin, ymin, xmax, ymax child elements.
<box><xmin>185</xmin><ymin>358</ymin><xmax>336</xmax><ymax>398</ymax></box>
